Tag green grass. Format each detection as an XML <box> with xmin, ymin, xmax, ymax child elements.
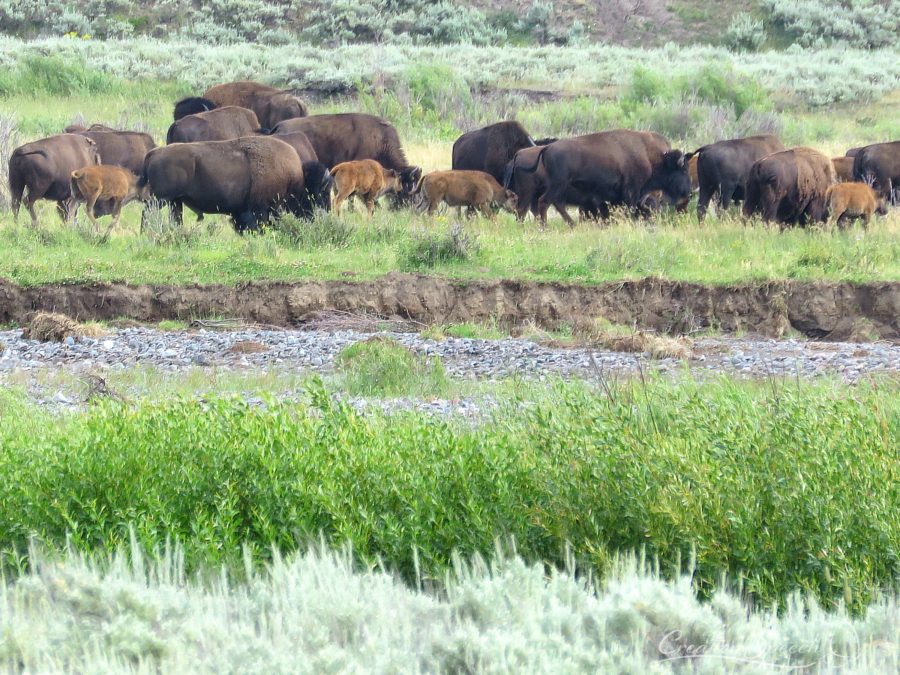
<box><xmin>0</xmin><ymin>208</ymin><xmax>896</xmax><ymax>286</ymax></box>
<box><xmin>335</xmin><ymin>337</ymin><xmax>451</xmax><ymax>397</ymax></box>
<box><xmin>0</xmin><ymin>376</ymin><xmax>896</xmax><ymax>612</ymax></box>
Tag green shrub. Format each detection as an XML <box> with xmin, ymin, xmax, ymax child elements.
<box><xmin>725</xmin><ymin>12</ymin><xmax>767</xmax><ymax>52</ymax></box>
<box><xmin>400</xmin><ymin>223</ymin><xmax>479</xmax><ymax>269</ymax></box>
<box><xmin>273</xmin><ymin>213</ymin><xmax>355</xmax><ymax>249</ymax></box>
<box><xmin>762</xmin><ymin>0</ymin><xmax>900</xmax><ymax>49</ymax></box>
<box><xmin>0</xmin><ymin>378</ymin><xmax>896</xmax><ymax>612</ymax></box>
<box><xmin>0</xmin><ymin>55</ymin><xmax>120</xmax><ymax>96</ymax></box>
<box><xmin>335</xmin><ymin>337</ymin><xmax>450</xmax><ymax>397</ymax></box>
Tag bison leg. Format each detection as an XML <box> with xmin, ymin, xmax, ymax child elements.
<box><xmin>170</xmin><ymin>199</ymin><xmax>184</xmax><ymax>227</ymax></box>
<box><xmin>9</xmin><ymin>176</ymin><xmax>25</xmax><ymax>226</ymax></box>
<box><xmin>333</xmin><ymin>186</ymin><xmax>355</xmax><ymax>216</ymax></box>
<box><xmin>365</xmin><ymin>196</ymin><xmax>376</xmax><ymax>218</ymax></box>
<box><xmin>697</xmin><ymin>185</ymin><xmax>714</xmax><ymax>221</ymax></box>
<box><xmin>539</xmin><ymin>187</ymin><xmax>575</xmax><ymax>228</ymax></box>
<box><xmin>85</xmin><ymin>194</ymin><xmax>102</xmax><ymax>232</ymax></box>
<box><xmin>719</xmin><ymin>183</ymin><xmax>737</xmax><ymax>212</ymax></box>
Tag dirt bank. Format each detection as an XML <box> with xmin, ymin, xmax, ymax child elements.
<box><xmin>0</xmin><ymin>275</ymin><xmax>897</xmax><ymax>341</ymax></box>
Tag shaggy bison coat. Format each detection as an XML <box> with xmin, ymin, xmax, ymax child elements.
<box><xmin>826</xmin><ymin>182</ymin><xmax>887</xmax><ymax>227</ymax></box>
<box><xmin>139</xmin><ymin>136</ymin><xmax>307</xmax><ymax>232</ymax></box>
<box><xmin>202</xmin><ymin>81</ymin><xmax>307</xmax><ymax>129</ymax></box>
<box><xmin>166</xmin><ymin>106</ymin><xmax>262</xmax><ymax>145</ymax></box>
<box><xmin>330</xmin><ymin>159</ymin><xmax>402</xmax><ymax>217</ymax></box>
<box><xmin>831</xmin><ymin>156</ymin><xmax>856</xmax><ymax>183</ymax></box>
<box><xmin>688</xmin><ymin>134</ymin><xmax>784</xmax><ymax>220</ymax></box>
<box><xmin>742</xmin><ymin>147</ymin><xmax>835</xmax><ymax>226</ymax></box>
<box><xmin>519</xmin><ymin>129</ymin><xmax>691</xmax><ymax>226</ymax></box>
<box><xmin>853</xmin><ymin>141</ymin><xmax>900</xmax><ymax>203</ymax></box>
<box><xmin>9</xmin><ymin>133</ymin><xmax>101</xmax><ymax>226</ymax></box>
<box><xmin>452</xmin><ymin>121</ymin><xmax>537</xmax><ymax>185</ymax></box>
<box><xmin>414</xmin><ymin>170</ymin><xmax>518</xmax><ymax>219</ymax></box>
<box><xmin>73</xmin><ymin>130</ymin><xmax>156</xmax><ymax>175</ymax></box>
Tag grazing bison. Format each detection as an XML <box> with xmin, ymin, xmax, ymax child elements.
<box><xmin>742</xmin><ymin>147</ymin><xmax>834</xmax><ymax>226</ymax></box>
<box><xmin>202</xmin><ymin>81</ymin><xmax>307</xmax><ymax>129</ymax></box>
<box><xmin>452</xmin><ymin>121</ymin><xmax>540</xmax><ymax>185</ymax></box>
<box><xmin>139</xmin><ymin>136</ymin><xmax>308</xmax><ymax>233</ymax></box>
<box><xmin>274</xmin><ymin>131</ymin><xmax>319</xmax><ymax>164</ymax></box>
<box><xmin>9</xmin><ymin>134</ymin><xmax>101</xmax><ymax>226</ymax></box>
<box><xmin>414</xmin><ymin>170</ymin><xmax>518</xmax><ymax>219</ymax></box>
<box><xmin>172</xmin><ymin>97</ymin><xmax>217</xmax><ymax>121</ymax></box>
<box><xmin>826</xmin><ymin>182</ymin><xmax>887</xmax><ymax>227</ymax></box>
<box><xmin>331</xmin><ymin>159</ymin><xmax>402</xmax><ymax>216</ymax></box>
<box><xmin>166</xmin><ymin>106</ymin><xmax>262</xmax><ymax>144</ymax></box>
<box><xmin>853</xmin><ymin>141</ymin><xmax>900</xmax><ymax>203</ymax></box>
<box><xmin>687</xmin><ymin>134</ymin><xmax>784</xmax><ymax>220</ymax></box>
<box><xmin>70</xmin><ymin>165</ymin><xmax>148</xmax><ymax>233</ymax></box>
<box><xmin>271</xmin><ymin>113</ymin><xmax>422</xmax><ymax>202</ymax></box>
<box><xmin>300</xmin><ymin>161</ymin><xmax>333</xmax><ymax>214</ymax></box>
<box><xmin>518</xmin><ymin>129</ymin><xmax>691</xmax><ymax>226</ymax></box>
<box><xmin>832</xmin><ymin>156</ymin><xmax>856</xmax><ymax>183</ymax></box>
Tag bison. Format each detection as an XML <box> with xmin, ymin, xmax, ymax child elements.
<box><xmin>517</xmin><ymin>129</ymin><xmax>691</xmax><ymax>226</ymax></box>
<box><xmin>826</xmin><ymin>182</ymin><xmax>887</xmax><ymax>227</ymax></box>
<box><xmin>452</xmin><ymin>121</ymin><xmax>542</xmax><ymax>185</ymax></box>
<box><xmin>139</xmin><ymin>136</ymin><xmax>310</xmax><ymax>233</ymax></box>
<box><xmin>831</xmin><ymin>156</ymin><xmax>856</xmax><ymax>183</ymax></box>
<box><xmin>503</xmin><ymin>143</ymin><xmax>603</xmax><ymax>222</ymax></box>
<box><xmin>742</xmin><ymin>147</ymin><xmax>835</xmax><ymax>226</ymax></box>
<box><xmin>172</xmin><ymin>97</ymin><xmax>216</xmax><ymax>121</ymax></box>
<box><xmin>166</xmin><ymin>106</ymin><xmax>262</xmax><ymax>144</ymax></box>
<box><xmin>271</xmin><ymin>113</ymin><xmax>422</xmax><ymax>204</ymax></box>
<box><xmin>9</xmin><ymin>134</ymin><xmax>101</xmax><ymax>226</ymax></box>
<box><xmin>687</xmin><ymin>134</ymin><xmax>784</xmax><ymax>220</ymax></box>
<box><xmin>853</xmin><ymin>141</ymin><xmax>900</xmax><ymax>204</ymax></box>
<box><xmin>414</xmin><ymin>170</ymin><xmax>518</xmax><ymax>219</ymax></box>
<box><xmin>201</xmin><ymin>81</ymin><xmax>307</xmax><ymax>129</ymax></box>
<box><xmin>331</xmin><ymin>159</ymin><xmax>402</xmax><ymax>217</ymax></box>
<box><xmin>64</xmin><ymin>123</ymin><xmax>117</xmax><ymax>133</ymax></box>
<box><xmin>71</xmin><ymin>129</ymin><xmax>156</xmax><ymax>176</ymax></box>
<box><xmin>70</xmin><ymin>165</ymin><xmax>148</xmax><ymax>234</ymax></box>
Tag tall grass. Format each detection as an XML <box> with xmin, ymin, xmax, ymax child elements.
<box><xmin>1</xmin><ymin>543</ymin><xmax>896</xmax><ymax>672</ymax></box>
<box><xmin>0</xmin><ymin>377</ymin><xmax>896</xmax><ymax>612</ymax></box>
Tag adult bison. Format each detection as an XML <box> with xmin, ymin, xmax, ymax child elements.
<box><xmin>72</xmin><ymin>129</ymin><xmax>156</xmax><ymax>175</ymax></box>
<box><xmin>452</xmin><ymin>121</ymin><xmax>541</xmax><ymax>185</ymax></box>
<box><xmin>9</xmin><ymin>134</ymin><xmax>101</xmax><ymax>226</ymax></box>
<box><xmin>853</xmin><ymin>141</ymin><xmax>900</xmax><ymax>204</ymax></box>
<box><xmin>742</xmin><ymin>147</ymin><xmax>834</xmax><ymax>226</ymax></box>
<box><xmin>166</xmin><ymin>106</ymin><xmax>262</xmax><ymax>144</ymax></box>
<box><xmin>172</xmin><ymin>97</ymin><xmax>216</xmax><ymax>121</ymax></box>
<box><xmin>518</xmin><ymin>129</ymin><xmax>691</xmax><ymax>226</ymax></box>
<box><xmin>139</xmin><ymin>136</ymin><xmax>313</xmax><ymax>232</ymax></box>
<box><xmin>688</xmin><ymin>134</ymin><xmax>784</xmax><ymax>220</ymax></box>
<box><xmin>200</xmin><ymin>81</ymin><xmax>307</xmax><ymax>129</ymax></box>
<box><xmin>503</xmin><ymin>142</ymin><xmax>603</xmax><ymax>222</ymax></box>
<box><xmin>272</xmin><ymin>113</ymin><xmax>421</xmax><ymax>202</ymax></box>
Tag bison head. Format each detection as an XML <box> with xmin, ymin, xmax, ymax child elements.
<box><xmin>876</xmin><ymin>196</ymin><xmax>889</xmax><ymax>217</ymax></box>
<box><xmin>267</xmin><ymin>92</ymin><xmax>308</xmax><ymax>126</ymax></box>
<box><xmin>658</xmin><ymin>150</ymin><xmax>692</xmax><ymax>212</ymax></box>
<box><xmin>298</xmin><ymin>161</ymin><xmax>333</xmax><ymax>217</ymax></box>
<box><xmin>500</xmin><ymin>189</ymin><xmax>519</xmax><ymax>214</ymax></box>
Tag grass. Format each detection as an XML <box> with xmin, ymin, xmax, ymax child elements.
<box><xmin>2</xmin><ymin>544</ymin><xmax>897</xmax><ymax>673</ymax></box>
<box><xmin>335</xmin><ymin>337</ymin><xmax>451</xmax><ymax>397</ymax></box>
<box><xmin>0</xmin><ymin>207</ymin><xmax>897</xmax><ymax>286</ymax></box>
<box><xmin>0</xmin><ymin>376</ymin><xmax>896</xmax><ymax>613</ymax></box>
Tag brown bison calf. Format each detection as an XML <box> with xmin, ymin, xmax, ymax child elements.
<box><xmin>415</xmin><ymin>170</ymin><xmax>518</xmax><ymax>219</ymax></box>
<box><xmin>825</xmin><ymin>182</ymin><xmax>887</xmax><ymax>228</ymax></box>
<box><xmin>71</xmin><ymin>165</ymin><xmax>147</xmax><ymax>234</ymax></box>
<box><xmin>330</xmin><ymin>159</ymin><xmax>402</xmax><ymax>217</ymax></box>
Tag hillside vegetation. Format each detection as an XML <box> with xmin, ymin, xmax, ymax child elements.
<box><xmin>0</xmin><ymin>1</ymin><xmax>897</xmax><ymax>48</ymax></box>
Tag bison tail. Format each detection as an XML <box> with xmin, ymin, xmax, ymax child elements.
<box><xmin>165</xmin><ymin>122</ymin><xmax>178</xmax><ymax>146</ymax></box>
<box><xmin>516</xmin><ymin>146</ymin><xmax>547</xmax><ymax>175</ymax></box>
<box><xmin>502</xmin><ymin>160</ymin><xmax>516</xmax><ymax>190</ymax></box>
<box><xmin>255</xmin><ymin>127</ymin><xmax>271</xmax><ymax>135</ymax></box>
<box><xmin>410</xmin><ymin>172</ymin><xmax>426</xmax><ymax>196</ymax></box>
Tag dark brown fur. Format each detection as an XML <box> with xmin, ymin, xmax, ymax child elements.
<box><xmin>452</xmin><ymin>121</ymin><xmax>536</xmax><ymax>184</ymax></box>
<box><xmin>9</xmin><ymin>134</ymin><xmax>101</xmax><ymax>226</ymax></box>
<box><xmin>743</xmin><ymin>147</ymin><xmax>835</xmax><ymax>226</ymax></box>
<box><xmin>831</xmin><ymin>156</ymin><xmax>856</xmax><ymax>183</ymax></box>
<box><xmin>853</xmin><ymin>141</ymin><xmax>900</xmax><ymax>203</ymax></box>
<box><xmin>202</xmin><ymin>81</ymin><xmax>307</xmax><ymax>129</ymax></box>
<box><xmin>166</xmin><ymin>106</ymin><xmax>261</xmax><ymax>144</ymax></box>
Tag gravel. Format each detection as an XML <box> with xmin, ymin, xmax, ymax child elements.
<box><xmin>1</xmin><ymin>326</ymin><xmax>897</xmax><ymax>414</ymax></box>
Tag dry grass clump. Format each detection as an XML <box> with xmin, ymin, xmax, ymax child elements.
<box><xmin>21</xmin><ymin>312</ymin><xmax>106</xmax><ymax>342</ymax></box>
<box><xmin>571</xmin><ymin>316</ymin><xmax>693</xmax><ymax>359</ymax></box>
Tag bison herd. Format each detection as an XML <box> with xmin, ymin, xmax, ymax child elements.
<box><xmin>7</xmin><ymin>79</ymin><xmax>899</xmax><ymax>234</ymax></box>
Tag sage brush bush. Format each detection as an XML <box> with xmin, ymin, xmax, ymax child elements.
<box><xmin>2</xmin><ymin>545</ymin><xmax>897</xmax><ymax>672</ymax></box>
<box><xmin>762</xmin><ymin>0</ymin><xmax>900</xmax><ymax>49</ymax></box>
<box><xmin>0</xmin><ymin>378</ymin><xmax>896</xmax><ymax>612</ymax></box>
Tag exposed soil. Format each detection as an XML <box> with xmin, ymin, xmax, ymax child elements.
<box><xmin>0</xmin><ymin>275</ymin><xmax>897</xmax><ymax>342</ymax></box>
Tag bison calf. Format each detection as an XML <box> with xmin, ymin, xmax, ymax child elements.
<box><xmin>415</xmin><ymin>170</ymin><xmax>518</xmax><ymax>219</ymax></box>
<box><xmin>71</xmin><ymin>165</ymin><xmax>147</xmax><ymax>234</ymax></box>
<box><xmin>330</xmin><ymin>159</ymin><xmax>401</xmax><ymax>217</ymax></box>
<box><xmin>826</xmin><ymin>182</ymin><xmax>887</xmax><ymax>228</ymax></box>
